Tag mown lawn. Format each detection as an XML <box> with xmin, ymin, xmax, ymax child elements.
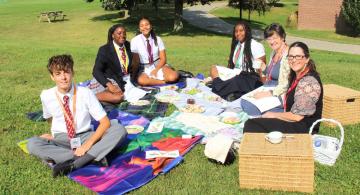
<box><xmin>210</xmin><ymin>0</ymin><xmax>360</xmax><ymax>45</ymax></box>
<box><xmin>0</xmin><ymin>0</ymin><xmax>360</xmax><ymax>194</ymax></box>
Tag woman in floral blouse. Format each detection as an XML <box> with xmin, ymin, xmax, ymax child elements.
<box><xmin>243</xmin><ymin>41</ymin><xmax>323</xmax><ymax>134</ymax></box>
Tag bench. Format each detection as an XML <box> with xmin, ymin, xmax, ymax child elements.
<box><xmin>38</xmin><ymin>11</ymin><xmax>66</xmax><ymax>23</ymax></box>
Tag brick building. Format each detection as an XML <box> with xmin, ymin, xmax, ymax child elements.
<box><xmin>297</xmin><ymin>0</ymin><xmax>349</xmax><ymax>32</ymax></box>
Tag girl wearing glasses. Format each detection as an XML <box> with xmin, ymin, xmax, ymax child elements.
<box><xmin>244</xmin><ymin>42</ymin><xmax>323</xmax><ymax>134</ymax></box>
<box><xmin>241</xmin><ymin>23</ymin><xmax>290</xmax><ymax>116</ymax></box>
<box><xmin>209</xmin><ymin>21</ymin><xmax>266</xmax><ymax>100</ymax></box>
<box><xmin>131</xmin><ymin>17</ymin><xmax>179</xmax><ymax>86</ymax></box>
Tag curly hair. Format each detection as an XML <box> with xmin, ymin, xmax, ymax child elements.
<box><xmin>47</xmin><ymin>54</ymin><xmax>74</xmax><ymax>74</ymax></box>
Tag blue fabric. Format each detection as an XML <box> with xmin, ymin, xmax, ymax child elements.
<box><xmin>196</xmin><ymin>73</ymin><xmax>205</xmax><ymax>80</ymax></box>
<box><xmin>151</xmin><ymin>82</ymin><xmax>186</xmax><ymax>89</ymax></box>
<box><xmin>265</xmin><ymin>60</ymin><xmax>281</xmax><ymax>82</ymax></box>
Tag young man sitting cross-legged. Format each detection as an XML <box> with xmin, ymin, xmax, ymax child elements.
<box><xmin>27</xmin><ymin>54</ymin><xmax>127</xmax><ymax>177</ymax></box>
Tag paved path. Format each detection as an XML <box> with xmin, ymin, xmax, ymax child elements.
<box><xmin>183</xmin><ymin>2</ymin><xmax>360</xmax><ymax>55</ymax></box>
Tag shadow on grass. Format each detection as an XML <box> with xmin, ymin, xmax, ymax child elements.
<box><xmin>272</xmin><ymin>3</ymin><xmax>284</xmax><ymax>7</ymax></box>
<box><xmin>219</xmin><ymin>16</ymin><xmax>267</xmax><ymax>30</ymax></box>
<box><xmin>89</xmin><ymin>4</ymin><xmax>231</xmax><ymax>38</ymax></box>
<box><xmin>91</xmin><ymin>12</ymin><xmax>122</xmax><ymax>21</ymax></box>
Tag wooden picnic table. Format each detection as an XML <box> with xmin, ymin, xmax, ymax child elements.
<box><xmin>39</xmin><ymin>11</ymin><xmax>66</xmax><ymax>23</ymax></box>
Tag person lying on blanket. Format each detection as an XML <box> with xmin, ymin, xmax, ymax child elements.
<box><xmin>27</xmin><ymin>54</ymin><xmax>127</xmax><ymax>177</ymax></box>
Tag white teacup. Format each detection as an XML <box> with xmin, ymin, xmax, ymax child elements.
<box><xmin>265</xmin><ymin>131</ymin><xmax>283</xmax><ymax>144</ymax></box>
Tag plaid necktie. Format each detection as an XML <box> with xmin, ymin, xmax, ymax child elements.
<box><xmin>119</xmin><ymin>47</ymin><xmax>127</xmax><ymax>74</ymax></box>
<box><xmin>146</xmin><ymin>39</ymin><xmax>153</xmax><ymax>64</ymax></box>
<box><xmin>63</xmin><ymin>95</ymin><xmax>75</xmax><ymax>139</ymax></box>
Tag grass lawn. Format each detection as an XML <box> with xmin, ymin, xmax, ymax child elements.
<box><xmin>1</xmin><ymin>0</ymin><xmax>360</xmax><ymax>194</ymax></box>
<box><xmin>210</xmin><ymin>0</ymin><xmax>360</xmax><ymax>45</ymax></box>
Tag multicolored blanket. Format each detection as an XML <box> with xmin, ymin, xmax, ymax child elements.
<box><xmin>69</xmin><ymin>135</ymin><xmax>202</xmax><ymax>195</ymax></box>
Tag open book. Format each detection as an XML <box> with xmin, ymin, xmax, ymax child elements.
<box><xmin>241</xmin><ymin>86</ymin><xmax>282</xmax><ymax>113</ymax></box>
<box><xmin>216</xmin><ymin>60</ymin><xmax>262</xmax><ymax>81</ymax></box>
<box><xmin>216</xmin><ymin>66</ymin><xmax>241</xmax><ymax>81</ymax></box>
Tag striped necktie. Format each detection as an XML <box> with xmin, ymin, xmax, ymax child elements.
<box><xmin>63</xmin><ymin>95</ymin><xmax>75</xmax><ymax>139</ymax></box>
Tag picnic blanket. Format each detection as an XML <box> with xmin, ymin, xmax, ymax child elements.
<box><xmin>69</xmin><ymin>135</ymin><xmax>202</xmax><ymax>195</ymax></box>
<box><xmin>117</xmin><ymin>90</ymin><xmax>169</xmax><ymax>120</ymax></box>
<box><xmin>119</xmin><ymin>128</ymin><xmax>184</xmax><ymax>154</ymax></box>
<box><xmin>151</xmin><ymin>111</ymin><xmax>248</xmax><ymax>144</ymax></box>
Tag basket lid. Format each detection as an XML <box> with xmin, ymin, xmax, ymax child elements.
<box><xmin>239</xmin><ymin>133</ymin><xmax>313</xmax><ymax>157</ymax></box>
<box><xmin>324</xmin><ymin>84</ymin><xmax>360</xmax><ymax>99</ymax></box>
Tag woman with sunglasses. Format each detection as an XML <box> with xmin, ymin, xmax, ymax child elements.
<box><xmin>244</xmin><ymin>42</ymin><xmax>323</xmax><ymax>134</ymax></box>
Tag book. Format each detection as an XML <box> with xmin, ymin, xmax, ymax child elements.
<box><xmin>216</xmin><ymin>66</ymin><xmax>241</xmax><ymax>81</ymax></box>
<box><xmin>241</xmin><ymin>86</ymin><xmax>282</xmax><ymax>113</ymax></box>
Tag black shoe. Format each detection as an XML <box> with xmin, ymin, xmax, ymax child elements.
<box><xmin>52</xmin><ymin>160</ymin><xmax>75</xmax><ymax>177</ymax></box>
<box><xmin>93</xmin><ymin>157</ymin><xmax>109</xmax><ymax>167</ymax></box>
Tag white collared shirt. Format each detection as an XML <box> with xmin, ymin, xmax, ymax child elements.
<box><xmin>130</xmin><ymin>34</ymin><xmax>165</xmax><ymax>64</ymax></box>
<box><xmin>232</xmin><ymin>39</ymin><xmax>265</xmax><ymax>71</ymax></box>
<box><xmin>40</xmin><ymin>85</ymin><xmax>106</xmax><ymax>136</ymax></box>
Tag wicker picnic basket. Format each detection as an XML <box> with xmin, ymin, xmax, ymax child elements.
<box><xmin>309</xmin><ymin>118</ymin><xmax>344</xmax><ymax>166</ymax></box>
<box><xmin>239</xmin><ymin>133</ymin><xmax>314</xmax><ymax>193</ymax></box>
<box><xmin>322</xmin><ymin>84</ymin><xmax>360</xmax><ymax>126</ymax></box>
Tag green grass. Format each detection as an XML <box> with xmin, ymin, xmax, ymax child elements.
<box><xmin>210</xmin><ymin>0</ymin><xmax>360</xmax><ymax>45</ymax></box>
<box><xmin>1</xmin><ymin>0</ymin><xmax>360</xmax><ymax>194</ymax></box>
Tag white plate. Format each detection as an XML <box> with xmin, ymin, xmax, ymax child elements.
<box><xmin>219</xmin><ymin>111</ymin><xmax>238</xmax><ymax>117</ymax></box>
<box><xmin>125</xmin><ymin>125</ymin><xmax>144</xmax><ymax>134</ymax></box>
<box><xmin>221</xmin><ymin>116</ymin><xmax>241</xmax><ymax>124</ymax></box>
<box><xmin>179</xmin><ymin>104</ymin><xmax>205</xmax><ymax>113</ymax></box>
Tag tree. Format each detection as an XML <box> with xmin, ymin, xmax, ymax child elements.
<box><xmin>247</xmin><ymin>0</ymin><xmax>266</xmax><ymax>21</ymax></box>
<box><xmin>174</xmin><ymin>0</ymin><xmax>184</xmax><ymax>32</ymax></box>
<box><xmin>267</xmin><ymin>0</ymin><xmax>280</xmax><ymax>8</ymax></box>
<box><xmin>341</xmin><ymin>0</ymin><xmax>360</xmax><ymax>36</ymax></box>
<box><xmin>228</xmin><ymin>0</ymin><xmax>267</xmax><ymax>21</ymax></box>
<box><xmin>90</xmin><ymin>0</ymin><xmax>211</xmax><ymax>31</ymax></box>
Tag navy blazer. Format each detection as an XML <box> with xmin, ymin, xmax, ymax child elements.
<box><xmin>92</xmin><ymin>41</ymin><xmax>133</xmax><ymax>91</ymax></box>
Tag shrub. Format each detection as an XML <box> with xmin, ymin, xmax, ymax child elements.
<box><xmin>341</xmin><ymin>0</ymin><xmax>360</xmax><ymax>36</ymax></box>
<box><xmin>267</xmin><ymin>0</ymin><xmax>280</xmax><ymax>7</ymax></box>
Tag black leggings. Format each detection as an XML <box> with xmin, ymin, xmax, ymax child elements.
<box><xmin>244</xmin><ymin>118</ymin><xmax>309</xmax><ymax>134</ymax></box>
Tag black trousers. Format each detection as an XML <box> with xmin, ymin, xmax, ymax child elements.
<box><xmin>212</xmin><ymin>72</ymin><xmax>262</xmax><ymax>101</ymax></box>
<box><xmin>243</xmin><ymin>118</ymin><xmax>310</xmax><ymax>134</ymax></box>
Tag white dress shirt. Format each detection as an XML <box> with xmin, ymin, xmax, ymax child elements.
<box><xmin>232</xmin><ymin>39</ymin><xmax>265</xmax><ymax>71</ymax></box>
<box><xmin>130</xmin><ymin>34</ymin><xmax>165</xmax><ymax>64</ymax></box>
<box><xmin>40</xmin><ymin>85</ymin><xmax>106</xmax><ymax>136</ymax></box>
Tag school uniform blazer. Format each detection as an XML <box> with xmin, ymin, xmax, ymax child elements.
<box><xmin>92</xmin><ymin>41</ymin><xmax>133</xmax><ymax>91</ymax></box>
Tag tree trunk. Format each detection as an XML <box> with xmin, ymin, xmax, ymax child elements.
<box><xmin>239</xmin><ymin>0</ymin><xmax>243</xmax><ymax>20</ymax></box>
<box><xmin>174</xmin><ymin>0</ymin><xmax>183</xmax><ymax>32</ymax></box>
